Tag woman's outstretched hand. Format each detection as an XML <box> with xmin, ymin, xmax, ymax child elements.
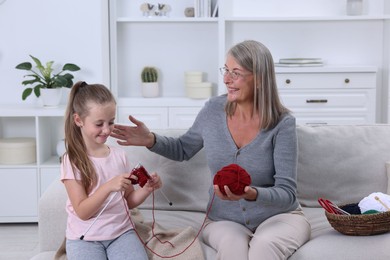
<box><xmin>110</xmin><ymin>115</ymin><xmax>155</xmax><ymax>148</ymax></box>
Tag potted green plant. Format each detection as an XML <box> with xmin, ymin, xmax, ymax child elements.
<box><xmin>15</xmin><ymin>55</ymin><xmax>80</xmax><ymax>106</ymax></box>
<box><xmin>141</xmin><ymin>66</ymin><xmax>159</xmax><ymax>98</ymax></box>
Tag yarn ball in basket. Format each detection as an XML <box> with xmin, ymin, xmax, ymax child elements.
<box><xmin>213</xmin><ymin>164</ymin><xmax>252</xmax><ymax>196</ymax></box>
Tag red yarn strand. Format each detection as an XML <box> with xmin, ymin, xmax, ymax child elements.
<box><xmin>121</xmin><ymin>163</ymin><xmax>249</xmax><ymax>257</ymax></box>
<box><xmin>122</xmin><ymin>189</ymin><xmax>216</xmax><ymax>258</ymax></box>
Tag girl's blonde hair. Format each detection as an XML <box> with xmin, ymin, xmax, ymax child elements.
<box><xmin>64</xmin><ymin>81</ymin><xmax>116</xmax><ymax>193</ymax></box>
<box><xmin>225</xmin><ymin>40</ymin><xmax>289</xmax><ymax>130</ymax></box>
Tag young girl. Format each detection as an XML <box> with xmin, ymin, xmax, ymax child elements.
<box><xmin>61</xmin><ymin>81</ymin><xmax>161</xmax><ymax>260</ymax></box>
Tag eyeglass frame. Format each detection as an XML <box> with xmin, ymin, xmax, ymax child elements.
<box><xmin>219</xmin><ymin>67</ymin><xmax>252</xmax><ymax>80</ymax></box>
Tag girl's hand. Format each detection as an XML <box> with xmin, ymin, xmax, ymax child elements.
<box><xmin>143</xmin><ymin>172</ymin><xmax>162</xmax><ymax>191</ymax></box>
<box><xmin>108</xmin><ymin>174</ymin><xmax>133</xmax><ymax>192</ymax></box>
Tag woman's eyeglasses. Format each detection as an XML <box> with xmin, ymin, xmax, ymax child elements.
<box><xmin>219</xmin><ymin>67</ymin><xmax>251</xmax><ymax>80</ymax></box>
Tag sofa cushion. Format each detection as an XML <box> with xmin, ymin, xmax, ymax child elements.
<box><xmin>109</xmin><ymin>129</ymin><xmax>211</xmax><ymax>212</ymax></box>
<box><xmin>296</xmin><ymin>125</ymin><xmax>390</xmax><ymax>207</ymax></box>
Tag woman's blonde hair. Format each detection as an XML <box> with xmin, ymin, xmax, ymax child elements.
<box><xmin>225</xmin><ymin>40</ymin><xmax>289</xmax><ymax>130</ymax></box>
<box><xmin>64</xmin><ymin>81</ymin><xmax>116</xmax><ymax>193</ymax></box>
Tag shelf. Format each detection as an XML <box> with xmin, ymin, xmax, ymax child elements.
<box><xmin>223</xmin><ymin>15</ymin><xmax>390</xmax><ymax>22</ymax></box>
<box><xmin>117</xmin><ymin>97</ymin><xmax>209</xmax><ymax>107</ymax></box>
<box><xmin>0</xmin><ymin>163</ymin><xmax>37</xmax><ymax>168</ymax></box>
<box><xmin>0</xmin><ymin>105</ymin><xmax>66</xmax><ymax>117</ymax></box>
<box><xmin>117</xmin><ymin>17</ymin><xmax>218</xmax><ymax>23</ymax></box>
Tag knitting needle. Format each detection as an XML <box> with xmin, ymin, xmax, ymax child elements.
<box><xmin>159</xmin><ymin>190</ymin><xmax>173</xmax><ymax>206</ymax></box>
<box><xmin>328</xmin><ymin>201</ymin><xmax>350</xmax><ymax>215</ymax></box>
<box><xmin>80</xmin><ymin>191</ymin><xmax>119</xmax><ymax>240</ymax></box>
<box><xmin>375</xmin><ymin>196</ymin><xmax>390</xmax><ymax>211</ymax></box>
<box><xmin>134</xmin><ymin>163</ymin><xmax>172</xmax><ymax>206</ymax></box>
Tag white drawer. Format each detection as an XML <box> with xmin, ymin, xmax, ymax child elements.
<box><xmin>294</xmin><ymin>113</ymin><xmax>374</xmax><ymax>125</ymax></box>
<box><xmin>169</xmin><ymin>107</ymin><xmax>202</xmax><ymax>129</ymax></box>
<box><xmin>280</xmin><ymin>89</ymin><xmax>375</xmax><ymax>112</ymax></box>
<box><xmin>276</xmin><ymin>72</ymin><xmax>376</xmax><ymax>89</ymax></box>
<box><xmin>117</xmin><ymin>107</ymin><xmax>168</xmax><ymax>129</ymax></box>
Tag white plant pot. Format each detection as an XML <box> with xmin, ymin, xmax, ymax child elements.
<box><xmin>142</xmin><ymin>82</ymin><xmax>159</xmax><ymax>98</ymax></box>
<box><xmin>40</xmin><ymin>88</ymin><xmax>63</xmax><ymax>107</ymax></box>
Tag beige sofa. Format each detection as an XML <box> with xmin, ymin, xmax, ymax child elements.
<box><xmin>31</xmin><ymin>125</ymin><xmax>390</xmax><ymax>260</ymax></box>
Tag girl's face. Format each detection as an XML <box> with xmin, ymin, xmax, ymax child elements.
<box><xmin>74</xmin><ymin>101</ymin><xmax>116</xmax><ymax>150</ymax></box>
<box><xmin>223</xmin><ymin>55</ymin><xmax>254</xmax><ymax>103</ymax></box>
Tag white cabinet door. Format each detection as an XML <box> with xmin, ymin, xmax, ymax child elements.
<box><xmin>118</xmin><ymin>107</ymin><xmax>169</xmax><ymax>129</ymax></box>
<box><xmin>0</xmin><ymin>168</ymin><xmax>38</xmax><ymax>222</ymax></box>
<box><xmin>169</xmin><ymin>107</ymin><xmax>202</xmax><ymax>129</ymax></box>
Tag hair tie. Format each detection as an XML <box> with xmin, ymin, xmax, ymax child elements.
<box><xmin>213</xmin><ymin>164</ymin><xmax>252</xmax><ymax>196</ymax></box>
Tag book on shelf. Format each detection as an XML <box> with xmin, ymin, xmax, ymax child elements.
<box><xmin>194</xmin><ymin>0</ymin><xmax>217</xmax><ymax>17</ymax></box>
<box><xmin>212</xmin><ymin>0</ymin><xmax>218</xmax><ymax>17</ymax></box>
<box><xmin>276</xmin><ymin>58</ymin><xmax>324</xmax><ymax>67</ymax></box>
<box><xmin>275</xmin><ymin>63</ymin><xmax>324</xmax><ymax>67</ymax></box>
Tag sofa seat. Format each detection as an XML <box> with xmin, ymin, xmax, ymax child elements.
<box><xmin>290</xmin><ymin>207</ymin><xmax>390</xmax><ymax>260</ymax></box>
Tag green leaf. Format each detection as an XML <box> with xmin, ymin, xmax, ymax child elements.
<box><xmin>30</xmin><ymin>55</ymin><xmax>43</xmax><ymax>67</ymax></box>
<box><xmin>15</xmin><ymin>62</ymin><xmax>32</xmax><ymax>70</ymax></box>
<box><xmin>53</xmin><ymin>76</ymin><xmax>68</xmax><ymax>87</ymax></box>
<box><xmin>62</xmin><ymin>73</ymin><xmax>74</xmax><ymax>80</ymax></box>
<box><xmin>22</xmin><ymin>78</ymin><xmax>40</xmax><ymax>85</ymax></box>
<box><xmin>22</xmin><ymin>88</ymin><xmax>33</xmax><ymax>100</ymax></box>
<box><xmin>63</xmin><ymin>63</ymin><xmax>80</xmax><ymax>72</ymax></box>
<box><xmin>34</xmin><ymin>85</ymin><xmax>41</xmax><ymax>97</ymax></box>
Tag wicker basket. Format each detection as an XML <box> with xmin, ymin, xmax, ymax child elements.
<box><xmin>325</xmin><ymin>210</ymin><xmax>390</xmax><ymax>236</ymax></box>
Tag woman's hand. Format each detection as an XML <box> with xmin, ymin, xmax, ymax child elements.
<box><xmin>110</xmin><ymin>115</ymin><xmax>155</xmax><ymax>148</ymax></box>
<box><xmin>214</xmin><ymin>185</ymin><xmax>258</xmax><ymax>201</ymax></box>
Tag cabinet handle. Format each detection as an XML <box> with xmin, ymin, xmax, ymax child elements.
<box><xmin>345</xmin><ymin>78</ymin><xmax>350</xmax><ymax>83</ymax></box>
<box><xmin>285</xmin><ymin>79</ymin><xmax>291</xmax><ymax>84</ymax></box>
<box><xmin>306</xmin><ymin>99</ymin><xmax>328</xmax><ymax>103</ymax></box>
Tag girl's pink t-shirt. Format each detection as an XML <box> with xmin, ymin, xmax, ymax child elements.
<box><xmin>61</xmin><ymin>146</ymin><xmax>133</xmax><ymax>241</ymax></box>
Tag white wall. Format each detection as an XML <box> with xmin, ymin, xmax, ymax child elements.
<box><xmin>0</xmin><ymin>0</ymin><xmax>109</xmax><ymax>105</ymax></box>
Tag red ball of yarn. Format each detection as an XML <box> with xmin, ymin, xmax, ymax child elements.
<box><xmin>129</xmin><ymin>164</ymin><xmax>151</xmax><ymax>188</ymax></box>
<box><xmin>213</xmin><ymin>164</ymin><xmax>252</xmax><ymax>196</ymax></box>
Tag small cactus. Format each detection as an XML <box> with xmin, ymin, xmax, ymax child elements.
<box><xmin>141</xmin><ymin>67</ymin><xmax>158</xmax><ymax>83</ymax></box>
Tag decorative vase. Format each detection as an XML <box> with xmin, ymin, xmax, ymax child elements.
<box><xmin>346</xmin><ymin>0</ymin><xmax>363</xmax><ymax>16</ymax></box>
<box><xmin>56</xmin><ymin>139</ymin><xmax>66</xmax><ymax>158</ymax></box>
<box><xmin>40</xmin><ymin>88</ymin><xmax>63</xmax><ymax>107</ymax></box>
<box><xmin>141</xmin><ymin>82</ymin><xmax>159</xmax><ymax>98</ymax></box>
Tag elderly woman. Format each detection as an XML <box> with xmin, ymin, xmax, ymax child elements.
<box><xmin>111</xmin><ymin>40</ymin><xmax>311</xmax><ymax>260</ymax></box>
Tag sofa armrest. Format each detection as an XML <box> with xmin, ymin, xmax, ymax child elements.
<box><xmin>38</xmin><ymin>178</ymin><xmax>67</xmax><ymax>252</ymax></box>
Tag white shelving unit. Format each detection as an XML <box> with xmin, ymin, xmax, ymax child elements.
<box><xmin>1</xmin><ymin>0</ymin><xmax>389</xmax><ymax>223</ymax></box>
<box><xmin>109</xmin><ymin>0</ymin><xmax>389</xmax><ymax>127</ymax></box>
<box><xmin>0</xmin><ymin>105</ymin><xmax>65</xmax><ymax>222</ymax></box>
